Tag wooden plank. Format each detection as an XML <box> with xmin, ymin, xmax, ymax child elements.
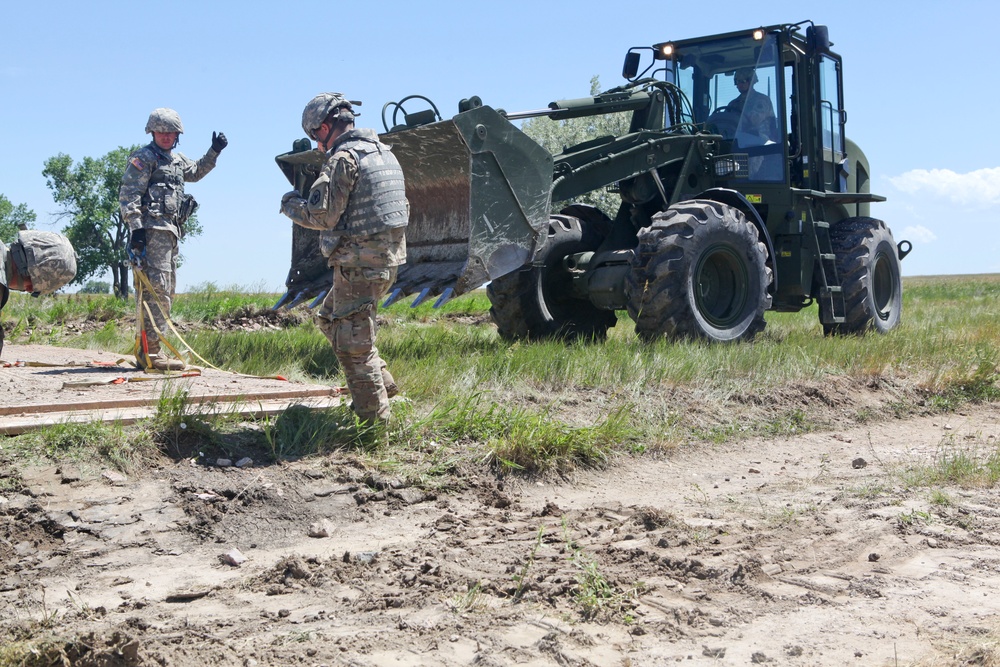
<box><xmin>0</xmin><ymin>395</ymin><xmax>345</xmax><ymax>436</ymax></box>
<box><xmin>0</xmin><ymin>386</ymin><xmax>338</xmax><ymax>417</ymax></box>
<box><xmin>0</xmin><ymin>343</ymin><xmax>349</xmax><ymax>435</ymax></box>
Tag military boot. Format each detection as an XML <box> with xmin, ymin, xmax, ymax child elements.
<box><xmin>136</xmin><ymin>341</ymin><xmax>159</xmax><ymax>370</ymax></box>
<box><xmin>381</xmin><ymin>368</ymin><xmax>399</xmax><ymax>398</ymax></box>
<box><xmin>150</xmin><ymin>355</ymin><xmax>186</xmax><ymax>371</ymax></box>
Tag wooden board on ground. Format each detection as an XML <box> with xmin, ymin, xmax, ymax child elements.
<box><xmin>0</xmin><ymin>344</ymin><xmax>342</xmax><ymax>435</ymax></box>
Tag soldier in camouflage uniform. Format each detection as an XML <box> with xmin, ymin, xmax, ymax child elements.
<box><xmin>119</xmin><ymin>108</ymin><xmax>227</xmax><ymax>370</ymax></box>
<box><xmin>280</xmin><ymin>93</ymin><xmax>408</xmax><ymax>425</ymax></box>
<box><xmin>0</xmin><ymin>230</ymin><xmax>77</xmax><ymax>355</ymax></box>
<box><xmin>724</xmin><ymin>67</ymin><xmax>777</xmax><ymax>141</ymax></box>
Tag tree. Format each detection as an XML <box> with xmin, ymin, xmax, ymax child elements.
<box><xmin>520</xmin><ymin>76</ymin><xmax>631</xmax><ymax>217</ymax></box>
<box><xmin>41</xmin><ymin>147</ymin><xmax>203</xmax><ymax>299</ymax></box>
<box><xmin>79</xmin><ymin>280</ymin><xmax>111</xmax><ymax>294</ymax></box>
<box><xmin>0</xmin><ymin>194</ymin><xmax>37</xmax><ymax>244</ymax></box>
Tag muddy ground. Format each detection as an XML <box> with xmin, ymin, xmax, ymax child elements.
<box><xmin>1</xmin><ymin>356</ymin><xmax>999</xmax><ymax>665</ymax></box>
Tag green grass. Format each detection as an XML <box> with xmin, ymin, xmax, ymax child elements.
<box><xmin>7</xmin><ymin>420</ymin><xmax>157</xmax><ymax>474</ymax></box>
<box><xmin>562</xmin><ymin>519</ymin><xmax>643</xmax><ymax>622</ymax></box>
<box><xmin>899</xmin><ymin>435</ymin><xmax>1000</xmax><ymax>489</ymax></box>
<box><xmin>411</xmin><ymin>393</ymin><xmax>638</xmax><ymax>472</ymax></box>
<box><xmin>171</xmin><ymin>282</ymin><xmax>280</xmax><ymax>321</ymax></box>
<box><xmin>258</xmin><ymin>402</ymin><xmax>389</xmax><ymax>459</ymax></box>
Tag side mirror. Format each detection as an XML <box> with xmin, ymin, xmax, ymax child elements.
<box><xmin>807</xmin><ymin>25</ymin><xmax>831</xmax><ymax>53</ymax></box>
<box><xmin>622</xmin><ymin>51</ymin><xmax>641</xmax><ymax>80</ymax></box>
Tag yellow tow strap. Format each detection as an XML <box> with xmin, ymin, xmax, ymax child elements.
<box><xmin>132</xmin><ymin>267</ymin><xmax>288</xmax><ymax>381</ymax></box>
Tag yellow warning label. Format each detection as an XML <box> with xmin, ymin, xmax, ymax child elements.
<box><xmin>745</xmin><ymin>194</ymin><xmax>763</xmax><ymax>204</ymax></box>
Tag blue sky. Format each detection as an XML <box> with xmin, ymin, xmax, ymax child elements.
<box><xmin>1</xmin><ymin>0</ymin><xmax>996</xmax><ymax>291</ymax></box>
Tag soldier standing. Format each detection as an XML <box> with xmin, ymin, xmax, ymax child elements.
<box><xmin>119</xmin><ymin>108</ymin><xmax>227</xmax><ymax>370</ymax></box>
<box><xmin>280</xmin><ymin>93</ymin><xmax>408</xmax><ymax>426</ymax></box>
<box><xmin>0</xmin><ymin>230</ymin><xmax>77</xmax><ymax>355</ymax></box>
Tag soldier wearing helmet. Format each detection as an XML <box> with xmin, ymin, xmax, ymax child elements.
<box><xmin>280</xmin><ymin>92</ymin><xmax>409</xmax><ymax>427</ymax></box>
<box><xmin>119</xmin><ymin>108</ymin><xmax>228</xmax><ymax>371</ymax></box>
<box><xmin>724</xmin><ymin>67</ymin><xmax>777</xmax><ymax>141</ymax></box>
<box><xmin>0</xmin><ymin>230</ymin><xmax>78</xmax><ymax>355</ymax></box>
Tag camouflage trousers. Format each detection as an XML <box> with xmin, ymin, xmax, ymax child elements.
<box><xmin>136</xmin><ymin>229</ymin><xmax>178</xmax><ymax>354</ymax></box>
<box><xmin>315</xmin><ymin>266</ymin><xmax>397</xmax><ymax>423</ymax></box>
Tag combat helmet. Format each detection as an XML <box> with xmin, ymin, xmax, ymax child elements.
<box><xmin>10</xmin><ymin>230</ymin><xmax>78</xmax><ymax>294</ymax></box>
<box><xmin>301</xmin><ymin>93</ymin><xmax>360</xmax><ymax>140</ymax></box>
<box><xmin>735</xmin><ymin>67</ymin><xmax>759</xmax><ymax>85</ymax></box>
<box><xmin>145</xmin><ymin>108</ymin><xmax>185</xmax><ymax>134</ymax></box>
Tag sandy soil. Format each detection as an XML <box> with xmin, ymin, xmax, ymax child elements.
<box><xmin>0</xmin><ymin>343</ymin><xmax>337</xmax><ymax>412</ymax></box>
<box><xmin>1</xmin><ymin>353</ymin><xmax>999</xmax><ymax>665</ymax></box>
<box><xmin>0</xmin><ymin>343</ymin><xmax>341</xmax><ymax>436</ymax></box>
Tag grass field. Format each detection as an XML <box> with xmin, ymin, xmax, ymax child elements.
<box><xmin>3</xmin><ymin>275</ymin><xmax>999</xmax><ymax>476</ymax></box>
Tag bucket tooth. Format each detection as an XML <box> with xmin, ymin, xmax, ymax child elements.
<box><xmin>285</xmin><ymin>290</ymin><xmax>313</xmax><ymax>309</ymax></box>
<box><xmin>433</xmin><ymin>287</ymin><xmax>455</xmax><ymax>309</ymax></box>
<box><xmin>410</xmin><ymin>288</ymin><xmax>433</xmax><ymax>308</ymax></box>
<box><xmin>272</xmin><ymin>290</ymin><xmax>296</xmax><ymax>311</ymax></box>
<box><xmin>382</xmin><ymin>288</ymin><xmax>404</xmax><ymax>308</ymax></box>
<box><xmin>308</xmin><ymin>290</ymin><xmax>328</xmax><ymax>309</ymax></box>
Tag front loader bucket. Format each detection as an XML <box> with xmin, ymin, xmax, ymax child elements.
<box><xmin>273</xmin><ymin>145</ymin><xmax>330</xmax><ymax>309</ymax></box>
<box><xmin>273</xmin><ymin>105</ymin><xmax>553</xmax><ymax>309</ymax></box>
<box><xmin>383</xmin><ymin>105</ymin><xmax>554</xmax><ymax>301</ymax></box>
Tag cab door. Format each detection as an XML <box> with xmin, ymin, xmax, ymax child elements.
<box><xmin>818</xmin><ymin>55</ymin><xmax>846</xmax><ymax>191</ymax></box>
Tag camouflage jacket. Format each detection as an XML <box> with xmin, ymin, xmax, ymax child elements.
<box><xmin>119</xmin><ymin>142</ymin><xmax>219</xmax><ymax>235</ymax></box>
<box><xmin>281</xmin><ymin>128</ymin><xmax>407</xmax><ymax>269</ymax></box>
<box><xmin>726</xmin><ymin>88</ymin><xmax>777</xmax><ymax>140</ymax></box>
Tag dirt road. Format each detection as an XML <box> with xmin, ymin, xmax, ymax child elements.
<box><xmin>2</xmin><ymin>388</ymin><xmax>999</xmax><ymax>665</ymax></box>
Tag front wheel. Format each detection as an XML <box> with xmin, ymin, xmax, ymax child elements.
<box><xmin>821</xmin><ymin>217</ymin><xmax>903</xmax><ymax>335</ymax></box>
<box><xmin>487</xmin><ymin>215</ymin><xmax>616</xmax><ymax>342</ymax></box>
<box><xmin>626</xmin><ymin>200</ymin><xmax>772</xmax><ymax>343</ymax></box>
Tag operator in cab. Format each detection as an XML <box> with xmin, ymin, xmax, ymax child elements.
<box><xmin>724</xmin><ymin>67</ymin><xmax>778</xmax><ymax>143</ymax></box>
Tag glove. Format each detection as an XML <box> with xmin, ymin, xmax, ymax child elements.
<box><xmin>130</xmin><ymin>228</ymin><xmax>147</xmax><ymax>254</ymax></box>
<box><xmin>212</xmin><ymin>131</ymin><xmax>228</xmax><ymax>153</ymax></box>
<box><xmin>129</xmin><ymin>229</ymin><xmax>147</xmax><ymax>268</ymax></box>
<box><xmin>281</xmin><ymin>190</ymin><xmax>300</xmax><ymax>205</ymax></box>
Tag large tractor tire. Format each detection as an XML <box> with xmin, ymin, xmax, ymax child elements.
<box><xmin>821</xmin><ymin>217</ymin><xmax>902</xmax><ymax>335</ymax></box>
<box><xmin>626</xmin><ymin>200</ymin><xmax>772</xmax><ymax>343</ymax></box>
<box><xmin>488</xmin><ymin>215</ymin><xmax>617</xmax><ymax>342</ymax></box>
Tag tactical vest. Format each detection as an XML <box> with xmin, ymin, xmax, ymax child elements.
<box><xmin>320</xmin><ymin>130</ymin><xmax>407</xmax><ymax>254</ymax></box>
<box><xmin>141</xmin><ymin>150</ymin><xmax>185</xmax><ymax>224</ymax></box>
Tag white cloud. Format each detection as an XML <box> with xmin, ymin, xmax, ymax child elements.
<box><xmin>887</xmin><ymin>167</ymin><xmax>1000</xmax><ymax>207</ymax></box>
<box><xmin>900</xmin><ymin>225</ymin><xmax>937</xmax><ymax>243</ymax></box>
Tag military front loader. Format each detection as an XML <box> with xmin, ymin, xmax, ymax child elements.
<box><xmin>275</xmin><ymin>21</ymin><xmax>910</xmax><ymax>342</ymax></box>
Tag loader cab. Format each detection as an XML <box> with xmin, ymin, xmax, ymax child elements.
<box><xmin>639</xmin><ymin>23</ymin><xmax>849</xmax><ymax>194</ymax></box>
<box><xmin>662</xmin><ymin>29</ymin><xmax>787</xmax><ymax>184</ymax></box>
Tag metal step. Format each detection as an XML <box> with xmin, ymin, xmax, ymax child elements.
<box><xmin>810</xmin><ymin>215</ymin><xmax>846</xmax><ymax>324</ymax></box>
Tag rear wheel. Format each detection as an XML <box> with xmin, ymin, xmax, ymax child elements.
<box><xmin>821</xmin><ymin>217</ymin><xmax>902</xmax><ymax>335</ymax></box>
<box><xmin>626</xmin><ymin>200</ymin><xmax>772</xmax><ymax>342</ymax></box>
<box><xmin>488</xmin><ymin>215</ymin><xmax>616</xmax><ymax>341</ymax></box>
